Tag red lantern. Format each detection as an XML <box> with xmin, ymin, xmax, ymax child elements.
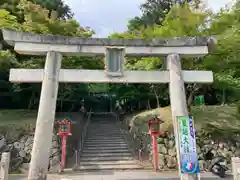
<box><xmin>148</xmin><ymin>116</ymin><xmax>165</xmax><ymax>171</ymax></box>
<box><xmin>56</xmin><ymin>119</ymin><xmax>72</xmax><ymax>136</ymax></box>
<box><xmin>148</xmin><ymin>116</ymin><xmax>165</xmax><ymax>136</ymax></box>
<box><xmin>55</xmin><ymin>119</ymin><xmax>72</xmax><ymax>172</ymax></box>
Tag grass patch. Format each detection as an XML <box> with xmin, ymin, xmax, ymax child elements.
<box><xmin>0</xmin><ymin>109</ymin><xmax>37</xmax><ymax>125</ymax></box>
<box><xmin>125</xmin><ymin>105</ymin><xmax>240</xmax><ymax>137</ymax></box>
<box><xmin>0</xmin><ymin>110</ymin><xmax>73</xmax><ymax>125</ymax></box>
<box><xmin>0</xmin><ymin>110</ymin><xmax>38</xmax><ymax>142</ymax></box>
<box><xmin>0</xmin><ymin>110</ymin><xmax>69</xmax><ymax>142</ymax></box>
<box><xmin>192</xmin><ymin>105</ymin><xmax>240</xmax><ymax>133</ymax></box>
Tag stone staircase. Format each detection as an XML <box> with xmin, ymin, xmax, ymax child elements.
<box><xmin>78</xmin><ymin>114</ymin><xmax>144</xmax><ymax>171</ymax></box>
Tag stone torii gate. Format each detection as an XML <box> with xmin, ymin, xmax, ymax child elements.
<box><xmin>2</xmin><ymin>29</ymin><xmax>215</xmax><ymax>180</ymax></box>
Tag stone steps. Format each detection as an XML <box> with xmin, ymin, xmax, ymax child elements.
<box><xmin>79</xmin><ymin>160</ymin><xmax>139</xmax><ymax>165</ymax></box>
<box><xmin>85</xmin><ymin>139</ymin><xmax>125</xmax><ymax>144</ymax></box>
<box><xmin>87</xmin><ymin>132</ymin><xmax>122</xmax><ymax>134</ymax></box>
<box><xmin>87</xmin><ymin>128</ymin><xmax>121</xmax><ymax>131</ymax></box>
<box><xmin>84</xmin><ymin>141</ymin><xmax>127</xmax><ymax>145</ymax></box>
<box><xmin>82</xmin><ymin>146</ymin><xmax>129</xmax><ymax>151</ymax></box>
<box><xmin>78</xmin><ymin>164</ymin><xmax>143</xmax><ymax>171</ymax></box>
<box><xmin>83</xmin><ymin>144</ymin><xmax>129</xmax><ymax>148</ymax></box>
<box><xmin>78</xmin><ymin>116</ymin><xmax>143</xmax><ymax>171</ymax></box>
<box><xmin>86</xmin><ymin>135</ymin><xmax>123</xmax><ymax>138</ymax></box>
<box><xmin>82</xmin><ymin>148</ymin><xmax>129</xmax><ymax>153</ymax></box>
<box><xmin>81</xmin><ymin>152</ymin><xmax>132</xmax><ymax>158</ymax></box>
<box><xmin>80</xmin><ymin>156</ymin><xmax>134</xmax><ymax>161</ymax></box>
<box><xmin>84</xmin><ymin>137</ymin><xmax>126</xmax><ymax>141</ymax></box>
<box><xmin>86</xmin><ymin>131</ymin><xmax>122</xmax><ymax>134</ymax></box>
<box><xmin>85</xmin><ymin>138</ymin><xmax>125</xmax><ymax>141</ymax></box>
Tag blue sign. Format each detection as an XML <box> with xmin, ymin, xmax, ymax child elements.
<box><xmin>177</xmin><ymin>116</ymin><xmax>200</xmax><ymax>174</ymax></box>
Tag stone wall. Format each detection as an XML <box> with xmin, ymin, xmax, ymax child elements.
<box><xmin>0</xmin><ymin>133</ymin><xmax>60</xmax><ymax>173</ymax></box>
<box><xmin>123</xmin><ymin>112</ymin><xmax>240</xmax><ymax>171</ymax></box>
<box><xmin>152</xmin><ymin>131</ymin><xmax>240</xmax><ymax>171</ymax></box>
<box><xmin>0</xmin><ymin>111</ymin><xmax>86</xmax><ymax>173</ymax></box>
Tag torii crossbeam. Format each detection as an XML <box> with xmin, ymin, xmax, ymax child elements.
<box><xmin>1</xmin><ymin>29</ymin><xmax>216</xmax><ymax>180</ymax></box>
<box><xmin>10</xmin><ymin>69</ymin><xmax>213</xmax><ymax>83</ymax></box>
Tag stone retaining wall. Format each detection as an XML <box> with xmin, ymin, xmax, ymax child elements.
<box><xmin>0</xmin><ymin>133</ymin><xmax>60</xmax><ymax>173</ymax></box>
<box><xmin>123</xmin><ymin>114</ymin><xmax>240</xmax><ymax>171</ymax></box>
<box><xmin>152</xmin><ymin>131</ymin><xmax>240</xmax><ymax>170</ymax></box>
<box><xmin>0</xmin><ymin>111</ymin><xmax>85</xmax><ymax>173</ymax></box>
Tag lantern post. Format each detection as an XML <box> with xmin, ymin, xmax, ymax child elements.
<box><xmin>56</xmin><ymin>119</ymin><xmax>72</xmax><ymax>172</ymax></box>
<box><xmin>148</xmin><ymin>116</ymin><xmax>165</xmax><ymax>171</ymax></box>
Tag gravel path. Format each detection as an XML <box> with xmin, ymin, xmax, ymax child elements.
<box><xmin>9</xmin><ymin>171</ymin><xmax>233</xmax><ymax>180</ymax></box>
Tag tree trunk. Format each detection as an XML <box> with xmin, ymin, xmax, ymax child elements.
<box><xmin>156</xmin><ymin>96</ymin><xmax>160</xmax><ymax>108</ymax></box>
<box><xmin>187</xmin><ymin>90</ymin><xmax>194</xmax><ymax>106</ymax></box>
<box><xmin>147</xmin><ymin>100</ymin><xmax>151</xmax><ymax>110</ymax></box>
<box><xmin>28</xmin><ymin>91</ymin><xmax>35</xmax><ymax>109</ymax></box>
<box><xmin>187</xmin><ymin>83</ymin><xmax>198</xmax><ymax>106</ymax></box>
<box><xmin>153</xmin><ymin>87</ymin><xmax>160</xmax><ymax>108</ymax></box>
<box><xmin>221</xmin><ymin>88</ymin><xmax>226</xmax><ymax>105</ymax></box>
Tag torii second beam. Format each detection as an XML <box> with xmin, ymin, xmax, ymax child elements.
<box><xmin>9</xmin><ymin>69</ymin><xmax>213</xmax><ymax>84</ymax></box>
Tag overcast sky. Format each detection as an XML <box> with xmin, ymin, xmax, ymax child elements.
<box><xmin>64</xmin><ymin>0</ymin><xmax>233</xmax><ymax>37</ymax></box>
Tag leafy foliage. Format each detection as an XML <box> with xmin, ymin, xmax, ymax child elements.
<box><xmin>0</xmin><ymin>0</ymin><xmax>96</xmax><ymax>111</ymax></box>
<box><xmin>0</xmin><ymin>50</ymin><xmax>18</xmax><ymax>71</ymax></box>
<box><xmin>0</xmin><ymin>10</ymin><xmax>20</xmax><ymax>30</ymax></box>
<box><xmin>18</xmin><ymin>0</ymin><xmax>94</xmax><ymax>36</ymax></box>
<box><xmin>0</xmin><ymin>0</ymin><xmax>73</xmax><ymax>22</ymax></box>
<box><xmin>0</xmin><ymin>0</ymin><xmax>239</xmax><ymax>111</ymax></box>
<box><xmin>127</xmin><ymin>0</ymin><xmax>199</xmax><ymax>31</ymax></box>
<box><xmin>110</xmin><ymin>2</ymin><xmax>240</xmax><ymax>108</ymax></box>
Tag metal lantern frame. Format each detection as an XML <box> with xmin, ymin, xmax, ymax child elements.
<box><xmin>148</xmin><ymin>117</ymin><xmax>165</xmax><ymax>136</ymax></box>
<box><xmin>148</xmin><ymin>116</ymin><xmax>165</xmax><ymax>171</ymax></box>
<box><xmin>56</xmin><ymin>119</ymin><xmax>72</xmax><ymax>136</ymax></box>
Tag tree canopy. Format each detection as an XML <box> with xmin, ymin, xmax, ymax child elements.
<box><xmin>127</xmin><ymin>0</ymin><xmax>202</xmax><ymax>32</ymax></box>
<box><xmin>0</xmin><ymin>0</ymin><xmax>239</xmax><ymax>112</ymax></box>
<box><xmin>0</xmin><ymin>0</ymin><xmax>73</xmax><ymax>22</ymax></box>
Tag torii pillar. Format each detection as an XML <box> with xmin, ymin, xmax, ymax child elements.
<box><xmin>28</xmin><ymin>52</ymin><xmax>62</xmax><ymax>180</ymax></box>
<box><xmin>167</xmin><ymin>54</ymin><xmax>190</xmax><ymax>179</ymax></box>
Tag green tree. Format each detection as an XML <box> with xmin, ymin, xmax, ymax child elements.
<box><xmin>0</xmin><ymin>0</ymin><xmax>73</xmax><ymax>22</ymax></box>
<box><xmin>18</xmin><ymin>0</ymin><xmax>94</xmax><ymax>37</ymax></box>
<box><xmin>111</xmin><ymin>3</ymin><xmax>239</xmax><ymax>107</ymax></box>
<box><xmin>127</xmin><ymin>0</ymin><xmax>200</xmax><ymax>32</ymax></box>
<box><xmin>0</xmin><ymin>1</ymin><xmax>98</xmax><ymax>110</ymax></box>
<box><xmin>202</xmin><ymin>2</ymin><xmax>240</xmax><ymax>104</ymax></box>
<box><xmin>30</xmin><ymin>0</ymin><xmax>73</xmax><ymax>19</ymax></box>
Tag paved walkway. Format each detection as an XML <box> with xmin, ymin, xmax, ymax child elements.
<box><xmin>9</xmin><ymin>171</ymin><xmax>233</xmax><ymax>180</ymax></box>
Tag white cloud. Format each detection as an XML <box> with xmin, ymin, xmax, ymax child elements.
<box><xmin>207</xmin><ymin>0</ymin><xmax>233</xmax><ymax>11</ymax></box>
<box><xmin>64</xmin><ymin>0</ymin><xmax>233</xmax><ymax>37</ymax></box>
<box><xmin>64</xmin><ymin>0</ymin><xmax>143</xmax><ymax>37</ymax></box>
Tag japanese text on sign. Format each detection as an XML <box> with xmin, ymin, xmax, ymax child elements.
<box><xmin>177</xmin><ymin>116</ymin><xmax>200</xmax><ymax>174</ymax></box>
